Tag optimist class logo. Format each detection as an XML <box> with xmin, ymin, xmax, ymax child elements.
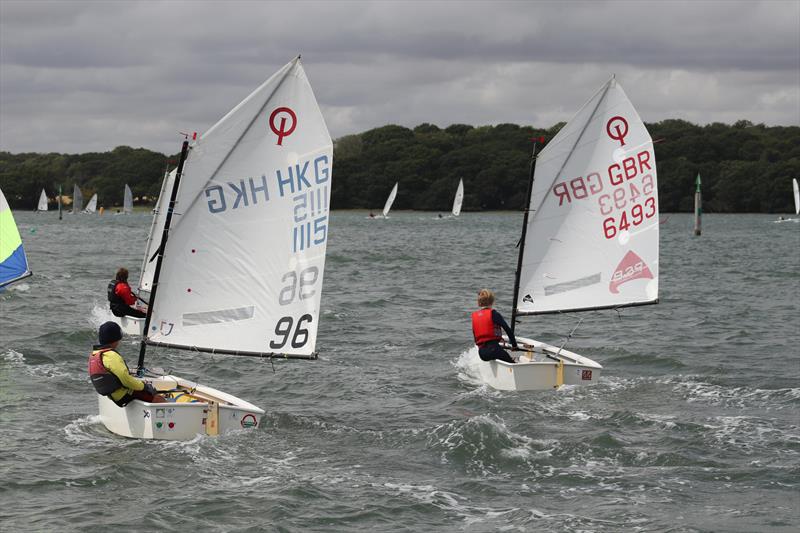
<box><xmin>606</xmin><ymin>116</ymin><xmax>629</xmax><ymax>146</ymax></box>
<box><xmin>609</xmin><ymin>250</ymin><xmax>653</xmax><ymax>294</ymax></box>
<box><xmin>269</xmin><ymin>107</ymin><xmax>297</xmax><ymax>146</ymax></box>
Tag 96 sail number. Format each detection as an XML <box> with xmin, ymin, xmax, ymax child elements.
<box><xmin>270</xmin><ymin>314</ymin><xmax>313</xmax><ymax>349</ymax></box>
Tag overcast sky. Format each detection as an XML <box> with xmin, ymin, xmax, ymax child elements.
<box><xmin>1</xmin><ymin>0</ymin><xmax>798</xmax><ymax>154</ymax></box>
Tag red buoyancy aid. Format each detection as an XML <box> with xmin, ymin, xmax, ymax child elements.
<box><xmin>472</xmin><ymin>309</ymin><xmax>501</xmax><ymax>346</ymax></box>
<box><xmin>88</xmin><ymin>348</ymin><xmax>123</xmax><ymax>396</ymax></box>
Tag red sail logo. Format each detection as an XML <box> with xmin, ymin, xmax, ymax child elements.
<box><xmin>609</xmin><ymin>250</ymin><xmax>653</xmax><ymax>294</ymax></box>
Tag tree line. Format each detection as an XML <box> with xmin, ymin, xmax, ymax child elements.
<box><xmin>1</xmin><ymin>120</ymin><xmax>798</xmax><ymax>212</ymax></box>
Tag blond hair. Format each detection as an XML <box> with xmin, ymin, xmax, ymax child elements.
<box><xmin>477</xmin><ymin>289</ymin><xmax>495</xmax><ymax>308</ymax></box>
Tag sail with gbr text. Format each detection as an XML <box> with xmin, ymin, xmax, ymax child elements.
<box><xmin>146</xmin><ymin>57</ymin><xmax>333</xmax><ymax>356</ymax></box>
<box><xmin>516</xmin><ymin>77</ymin><xmax>659</xmax><ymax>315</ymax></box>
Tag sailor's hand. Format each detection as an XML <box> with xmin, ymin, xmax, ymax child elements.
<box><xmin>143</xmin><ymin>382</ymin><xmax>157</xmax><ymax>396</ymax></box>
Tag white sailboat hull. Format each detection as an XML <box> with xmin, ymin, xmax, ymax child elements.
<box><xmin>118</xmin><ymin>315</ymin><xmax>145</xmax><ymax>336</ymax></box>
<box><xmin>476</xmin><ymin>336</ymin><xmax>602</xmax><ymax>391</ymax></box>
<box><xmin>97</xmin><ymin>374</ymin><xmax>265</xmax><ymax>440</ymax></box>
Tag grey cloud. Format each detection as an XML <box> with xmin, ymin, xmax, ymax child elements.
<box><xmin>1</xmin><ymin>0</ymin><xmax>798</xmax><ymax>154</ymax></box>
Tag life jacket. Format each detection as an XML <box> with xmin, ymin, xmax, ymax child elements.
<box><xmin>107</xmin><ymin>280</ymin><xmax>127</xmax><ymax>315</ymax></box>
<box><xmin>88</xmin><ymin>347</ymin><xmax>124</xmax><ymax>396</ymax></box>
<box><xmin>472</xmin><ymin>308</ymin><xmax>501</xmax><ymax>346</ymax></box>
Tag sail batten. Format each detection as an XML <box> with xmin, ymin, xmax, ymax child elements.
<box><xmin>516</xmin><ymin>79</ymin><xmax>659</xmax><ymax>315</ymax></box>
<box><xmin>146</xmin><ymin>58</ymin><xmax>332</xmax><ymax>357</ymax></box>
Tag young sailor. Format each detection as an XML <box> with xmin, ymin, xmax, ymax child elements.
<box><xmin>88</xmin><ymin>321</ymin><xmax>165</xmax><ymax>406</ymax></box>
<box><xmin>107</xmin><ymin>267</ymin><xmax>147</xmax><ymax>318</ymax></box>
<box><xmin>471</xmin><ymin>289</ymin><xmax>518</xmax><ymax>364</ymax></box>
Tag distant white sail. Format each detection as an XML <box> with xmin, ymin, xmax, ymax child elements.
<box><xmin>84</xmin><ymin>193</ymin><xmax>98</xmax><ymax>213</ymax></box>
<box><xmin>36</xmin><ymin>190</ymin><xmax>48</xmax><ymax>211</ymax></box>
<box><xmin>382</xmin><ymin>182</ymin><xmax>398</xmax><ymax>217</ymax></box>
<box><xmin>516</xmin><ymin>77</ymin><xmax>659</xmax><ymax>314</ymax></box>
<box><xmin>793</xmin><ymin>178</ymin><xmax>799</xmax><ymax>215</ymax></box>
<box><xmin>452</xmin><ymin>179</ymin><xmax>464</xmax><ymax>216</ymax></box>
<box><xmin>72</xmin><ymin>185</ymin><xmax>83</xmax><ymax>213</ymax></box>
<box><xmin>138</xmin><ymin>169</ymin><xmax>175</xmax><ymax>296</ymax></box>
<box><xmin>123</xmin><ymin>184</ymin><xmax>133</xmax><ymax>214</ymax></box>
<box><xmin>147</xmin><ymin>57</ymin><xmax>333</xmax><ymax>356</ymax></box>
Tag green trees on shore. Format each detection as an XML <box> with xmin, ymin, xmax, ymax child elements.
<box><xmin>1</xmin><ymin>120</ymin><xmax>797</xmax><ymax>212</ymax></box>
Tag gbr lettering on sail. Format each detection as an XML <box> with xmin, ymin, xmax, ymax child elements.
<box><xmin>550</xmin><ymin>115</ymin><xmax>657</xmax><ymax>239</ymax></box>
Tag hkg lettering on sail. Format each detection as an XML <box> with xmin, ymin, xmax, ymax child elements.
<box><xmin>204</xmin><ymin>155</ymin><xmax>330</xmax><ymax>213</ymax></box>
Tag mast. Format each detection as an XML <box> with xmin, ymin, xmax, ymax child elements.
<box><xmin>137</xmin><ymin>137</ymin><xmax>191</xmax><ymax>370</ymax></box>
<box><xmin>693</xmin><ymin>173</ymin><xmax>702</xmax><ymax>236</ymax></box>
<box><xmin>510</xmin><ymin>138</ymin><xmax>540</xmax><ymax>335</ymax></box>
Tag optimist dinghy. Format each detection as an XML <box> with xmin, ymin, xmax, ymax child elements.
<box><xmin>96</xmin><ymin>56</ymin><xmax>333</xmax><ymax>439</ymax></box>
<box><xmin>479</xmin><ymin>77</ymin><xmax>660</xmax><ymax>391</ymax></box>
<box><xmin>0</xmin><ymin>188</ymin><xmax>33</xmax><ymax>288</ymax></box>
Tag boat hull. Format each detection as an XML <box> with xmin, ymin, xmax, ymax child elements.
<box><xmin>117</xmin><ymin>315</ymin><xmax>144</xmax><ymax>336</ymax></box>
<box><xmin>476</xmin><ymin>336</ymin><xmax>602</xmax><ymax>391</ymax></box>
<box><xmin>97</xmin><ymin>374</ymin><xmax>265</xmax><ymax>440</ymax></box>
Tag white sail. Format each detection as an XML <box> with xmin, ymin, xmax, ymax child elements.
<box><xmin>147</xmin><ymin>57</ymin><xmax>333</xmax><ymax>356</ymax></box>
<box><xmin>793</xmin><ymin>178</ymin><xmax>799</xmax><ymax>215</ymax></box>
<box><xmin>72</xmin><ymin>185</ymin><xmax>83</xmax><ymax>213</ymax></box>
<box><xmin>516</xmin><ymin>77</ymin><xmax>658</xmax><ymax>314</ymax></box>
<box><xmin>83</xmin><ymin>193</ymin><xmax>98</xmax><ymax>213</ymax></box>
<box><xmin>36</xmin><ymin>190</ymin><xmax>48</xmax><ymax>211</ymax></box>
<box><xmin>123</xmin><ymin>184</ymin><xmax>133</xmax><ymax>214</ymax></box>
<box><xmin>382</xmin><ymin>182</ymin><xmax>398</xmax><ymax>217</ymax></box>
<box><xmin>138</xmin><ymin>169</ymin><xmax>176</xmax><ymax>296</ymax></box>
<box><xmin>452</xmin><ymin>178</ymin><xmax>464</xmax><ymax>216</ymax></box>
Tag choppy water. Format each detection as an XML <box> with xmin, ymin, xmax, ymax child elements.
<box><xmin>1</xmin><ymin>211</ymin><xmax>798</xmax><ymax>532</ymax></box>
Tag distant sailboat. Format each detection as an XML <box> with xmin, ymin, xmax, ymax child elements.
<box><xmin>96</xmin><ymin>56</ymin><xmax>332</xmax><ymax>440</ymax></box>
<box><xmin>795</xmin><ymin>178</ymin><xmax>799</xmax><ymax>215</ymax></box>
<box><xmin>776</xmin><ymin>178</ymin><xmax>799</xmax><ymax>223</ymax></box>
<box><xmin>72</xmin><ymin>185</ymin><xmax>83</xmax><ymax>214</ymax></box>
<box><xmin>452</xmin><ymin>178</ymin><xmax>464</xmax><ymax>217</ymax></box>
<box><xmin>382</xmin><ymin>182</ymin><xmax>398</xmax><ymax>218</ymax></box>
<box><xmin>477</xmin><ymin>77</ymin><xmax>659</xmax><ymax>391</ymax></box>
<box><xmin>83</xmin><ymin>193</ymin><xmax>98</xmax><ymax>214</ymax></box>
<box><xmin>0</xmin><ymin>188</ymin><xmax>33</xmax><ymax>288</ymax></box>
<box><xmin>36</xmin><ymin>189</ymin><xmax>48</xmax><ymax>212</ymax></box>
<box><xmin>123</xmin><ymin>184</ymin><xmax>133</xmax><ymax>214</ymax></box>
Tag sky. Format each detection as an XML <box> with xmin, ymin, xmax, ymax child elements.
<box><xmin>1</xmin><ymin>0</ymin><xmax>798</xmax><ymax>154</ymax></box>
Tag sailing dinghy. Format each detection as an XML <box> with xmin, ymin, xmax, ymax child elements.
<box><xmin>452</xmin><ymin>178</ymin><xmax>464</xmax><ymax>217</ymax></box>
<box><xmin>477</xmin><ymin>77</ymin><xmax>659</xmax><ymax>391</ymax></box>
<box><xmin>97</xmin><ymin>56</ymin><xmax>333</xmax><ymax>440</ymax></box>
<box><xmin>122</xmin><ymin>184</ymin><xmax>133</xmax><ymax>214</ymax></box>
<box><xmin>117</xmin><ymin>170</ymin><xmax>176</xmax><ymax>336</ymax></box>
<box><xmin>0</xmin><ymin>188</ymin><xmax>33</xmax><ymax>288</ymax></box>
<box><xmin>775</xmin><ymin>178</ymin><xmax>799</xmax><ymax>223</ymax></box>
<box><xmin>36</xmin><ymin>189</ymin><xmax>48</xmax><ymax>212</ymax></box>
<box><xmin>83</xmin><ymin>193</ymin><xmax>98</xmax><ymax>214</ymax></box>
<box><xmin>72</xmin><ymin>185</ymin><xmax>83</xmax><ymax>213</ymax></box>
<box><xmin>382</xmin><ymin>182</ymin><xmax>398</xmax><ymax>217</ymax></box>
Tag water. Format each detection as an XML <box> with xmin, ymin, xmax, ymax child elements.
<box><xmin>1</xmin><ymin>211</ymin><xmax>798</xmax><ymax>532</ymax></box>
